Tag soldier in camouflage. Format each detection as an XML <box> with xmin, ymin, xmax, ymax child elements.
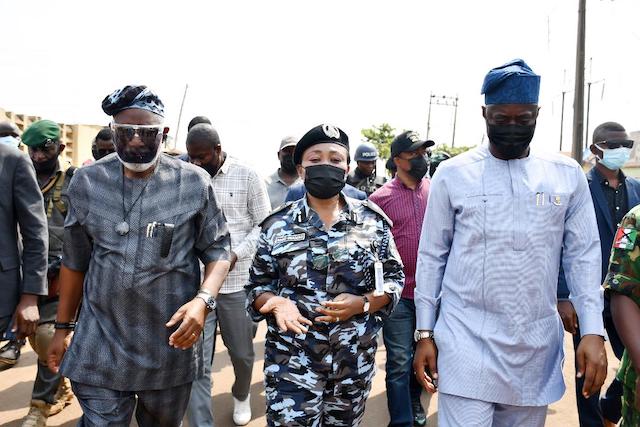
<box><xmin>21</xmin><ymin>120</ymin><xmax>75</xmax><ymax>427</ymax></box>
<box><xmin>247</xmin><ymin>124</ymin><xmax>404</xmax><ymax>426</ymax></box>
<box><xmin>604</xmin><ymin>204</ymin><xmax>640</xmax><ymax>427</ymax></box>
<box><xmin>346</xmin><ymin>143</ymin><xmax>386</xmax><ymax>196</ymax></box>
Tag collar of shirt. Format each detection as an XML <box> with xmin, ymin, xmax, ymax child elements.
<box><xmin>274</xmin><ymin>169</ymin><xmax>299</xmax><ymax>186</ymax></box>
<box><xmin>214</xmin><ymin>152</ymin><xmax>234</xmax><ymax>177</ymax></box>
<box><xmin>40</xmin><ymin>158</ymin><xmax>64</xmax><ymax>192</ymax></box>
<box><xmin>289</xmin><ymin>192</ymin><xmax>360</xmax><ymax>227</ymax></box>
<box><xmin>593</xmin><ymin>166</ymin><xmax>625</xmax><ymax>188</ymax></box>
<box><xmin>391</xmin><ymin>176</ymin><xmax>426</xmax><ymax>192</ymax></box>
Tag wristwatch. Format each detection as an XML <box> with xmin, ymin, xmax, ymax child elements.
<box><xmin>362</xmin><ymin>295</ymin><xmax>370</xmax><ymax>314</ymax></box>
<box><xmin>414</xmin><ymin>330</ymin><xmax>434</xmax><ymax>342</ymax></box>
<box><xmin>195</xmin><ymin>292</ymin><xmax>217</xmax><ymax>312</ymax></box>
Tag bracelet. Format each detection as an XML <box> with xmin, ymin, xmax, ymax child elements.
<box><xmin>54</xmin><ymin>321</ymin><xmax>76</xmax><ymax>330</ymax></box>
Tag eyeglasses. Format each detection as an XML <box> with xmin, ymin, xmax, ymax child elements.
<box><xmin>596</xmin><ymin>139</ymin><xmax>634</xmax><ymax>149</ymax></box>
<box><xmin>111</xmin><ymin>123</ymin><xmax>163</xmax><ymax>146</ymax></box>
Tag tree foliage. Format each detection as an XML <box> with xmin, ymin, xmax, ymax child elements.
<box><xmin>360</xmin><ymin>123</ymin><xmax>395</xmax><ymax>159</ymax></box>
<box><xmin>432</xmin><ymin>144</ymin><xmax>475</xmax><ymax>157</ymax></box>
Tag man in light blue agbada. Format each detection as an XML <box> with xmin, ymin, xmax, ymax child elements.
<box><xmin>412</xmin><ymin>59</ymin><xmax>608</xmax><ymax>427</ymax></box>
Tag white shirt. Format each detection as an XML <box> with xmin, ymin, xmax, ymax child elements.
<box><xmin>415</xmin><ymin>145</ymin><xmax>604</xmax><ymax>406</ymax></box>
<box><xmin>212</xmin><ymin>155</ymin><xmax>271</xmax><ymax>294</ymax></box>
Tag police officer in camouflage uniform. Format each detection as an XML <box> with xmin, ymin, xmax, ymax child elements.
<box><xmin>346</xmin><ymin>143</ymin><xmax>386</xmax><ymax>196</ymax></box>
<box><xmin>247</xmin><ymin>124</ymin><xmax>405</xmax><ymax>426</ymax></box>
<box><xmin>21</xmin><ymin>120</ymin><xmax>75</xmax><ymax>427</ymax></box>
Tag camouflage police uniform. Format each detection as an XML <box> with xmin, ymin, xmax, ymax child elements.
<box><xmin>346</xmin><ymin>169</ymin><xmax>386</xmax><ymax>197</ymax></box>
<box><xmin>246</xmin><ymin>194</ymin><xmax>404</xmax><ymax>426</ymax></box>
<box><xmin>604</xmin><ymin>204</ymin><xmax>640</xmax><ymax>427</ymax></box>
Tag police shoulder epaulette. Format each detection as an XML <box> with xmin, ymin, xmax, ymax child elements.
<box><xmin>259</xmin><ymin>201</ymin><xmax>294</xmax><ymax>227</ymax></box>
<box><xmin>361</xmin><ymin>199</ymin><xmax>393</xmax><ymax>227</ymax></box>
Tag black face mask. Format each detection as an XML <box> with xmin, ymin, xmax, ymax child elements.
<box><xmin>280</xmin><ymin>154</ymin><xmax>296</xmax><ymax>174</ymax></box>
<box><xmin>487</xmin><ymin>124</ymin><xmax>536</xmax><ymax>160</ymax></box>
<box><xmin>408</xmin><ymin>155</ymin><xmax>429</xmax><ymax>181</ymax></box>
<box><xmin>33</xmin><ymin>156</ymin><xmax>58</xmax><ymax>175</ymax></box>
<box><xmin>304</xmin><ymin>164</ymin><xmax>346</xmax><ymax>199</ymax></box>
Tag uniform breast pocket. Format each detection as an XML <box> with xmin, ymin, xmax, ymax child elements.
<box><xmin>271</xmin><ymin>239</ymin><xmax>309</xmax><ymax>288</ymax></box>
<box><xmin>328</xmin><ymin>239</ymin><xmax>377</xmax><ymax>294</ymax></box>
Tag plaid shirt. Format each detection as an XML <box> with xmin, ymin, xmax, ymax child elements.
<box><xmin>60</xmin><ymin>155</ymin><xmax>230</xmax><ymax>390</ymax></box>
<box><xmin>212</xmin><ymin>154</ymin><xmax>271</xmax><ymax>294</ymax></box>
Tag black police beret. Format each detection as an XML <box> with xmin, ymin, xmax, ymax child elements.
<box><xmin>294</xmin><ymin>124</ymin><xmax>349</xmax><ymax>165</ymax></box>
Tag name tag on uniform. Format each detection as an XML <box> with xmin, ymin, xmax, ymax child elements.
<box><xmin>274</xmin><ymin>233</ymin><xmax>306</xmax><ymax>245</ymax></box>
<box><xmin>614</xmin><ymin>227</ymin><xmax>637</xmax><ymax>250</ymax></box>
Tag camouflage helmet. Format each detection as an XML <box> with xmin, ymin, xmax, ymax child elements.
<box><xmin>354</xmin><ymin>142</ymin><xmax>379</xmax><ymax>162</ymax></box>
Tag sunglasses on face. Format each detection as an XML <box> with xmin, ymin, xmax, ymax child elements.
<box><xmin>596</xmin><ymin>139</ymin><xmax>634</xmax><ymax>149</ymax></box>
<box><xmin>111</xmin><ymin>123</ymin><xmax>163</xmax><ymax>146</ymax></box>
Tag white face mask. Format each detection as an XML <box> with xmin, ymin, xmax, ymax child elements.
<box><xmin>595</xmin><ymin>144</ymin><xmax>631</xmax><ymax>171</ymax></box>
<box><xmin>117</xmin><ymin>147</ymin><xmax>161</xmax><ymax>172</ymax></box>
<box><xmin>0</xmin><ymin>136</ymin><xmax>20</xmax><ymax>148</ymax></box>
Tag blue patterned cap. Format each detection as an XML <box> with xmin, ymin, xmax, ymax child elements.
<box><xmin>481</xmin><ymin>59</ymin><xmax>540</xmax><ymax>105</ymax></box>
<box><xmin>101</xmin><ymin>85</ymin><xmax>165</xmax><ymax>118</ymax></box>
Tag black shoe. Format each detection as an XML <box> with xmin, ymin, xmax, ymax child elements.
<box><xmin>0</xmin><ymin>340</ymin><xmax>22</xmax><ymax>370</ymax></box>
<box><xmin>413</xmin><ymin>403</ymin><xmax>427</xmax><ymax>427</ymax></box>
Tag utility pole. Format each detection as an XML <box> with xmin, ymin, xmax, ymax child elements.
<box><xmin>571</xmin><ymin>0</ymin><xmax>586</xmax><ymax>162</ymax></box>
<box><xmin>174</xmin><ymin>83</ymin><xmax>189</xmax><ymax>149</ymax></box>
<box><xmin>452</xmin><ymin>95</ymin><xmax>459</xmax><ymax>147</ymax></box>
<box><xmin>426</xmin><ymin>92</ymin><xmax>433</xmax><ymax>140</ymax></box>
<box><xmin>427</xmin><ymin>94</ymin><xmax>459</xmax><ymax>147</ymax></box>
<box><xmin>559</xmin><ymin>90</ymin><xmax>566</xmax><ymax>151</ymax></box>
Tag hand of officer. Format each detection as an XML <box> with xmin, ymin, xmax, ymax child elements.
<box><xmin>13</xmin><ymin>294</ymin><xmax>40</xmax><ymax>339</ymax></box>
<box><xmin>576</xmin><ymin>334</ymin><xmax>607</xmax><ymax>398</ymax></box>
<box><xmin>166</xmin><ymin>298</ymin><xmax>207</xmax><ymax>350</ymax></box>
<box><xmin>47</xmin><ymin>329</ymin><xmax>73</xmax><ymax>373</ymax></box>
<box><xmin>413</xmin><ymin>338</ymin><xmax>439</xmax><ymax>394</ymax></box>
<box><xmin>557</xmin><ymin>300</ymin><xmax>578</xmax><ymax>335</ymax></box>
<box><xmin>260</xmin><ymin>296</ymin><xmax>312</xmax><ymax>335</ymax></box>
<box><xmin>315</xmin><ymin>293</ymin><xmax>364</xmax><ymax>323</ymax></box>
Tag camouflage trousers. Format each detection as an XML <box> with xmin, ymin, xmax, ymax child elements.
<box><xmin>263</xmin><ymin>322</ymin><xmax>378</xmax><ymax>426</ymax></box>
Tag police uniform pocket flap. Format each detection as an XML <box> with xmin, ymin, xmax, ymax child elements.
<box><xmin>271</xmin><ymin>234</ymin><xmax>309</xmax><ymax>256</ymax></box>
<box><xmin>0</xmin><ymin>255</ymin><xmax>20</xmax><ymax>271</ymax></box>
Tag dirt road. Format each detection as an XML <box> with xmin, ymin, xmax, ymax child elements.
<box><xmin>0</xmin><ymin>325</ymin><xmax>618</xmax><ymax>426</ymax></box>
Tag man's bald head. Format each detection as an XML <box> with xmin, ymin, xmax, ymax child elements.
<box><xmin>0</xmin><ymin>121</ymin><xmax>21</xmax><ymax>137</ymax></box>
<box><xmin>186</xmin><ymin>123</ymin><xmax>221</xmax><ymax>148</ymax></box>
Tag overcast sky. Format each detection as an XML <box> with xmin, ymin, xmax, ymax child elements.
<box><xmin>1</xmin><ymin>0</ymin><xmax>639</xmax><ymax>175</ymax></box>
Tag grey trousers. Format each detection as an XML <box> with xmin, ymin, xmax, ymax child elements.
<box><xmin>186</xmin><ymin>290</ymin><xmax>255</xmax><ymax>427</ymax></box>
<box><xmin>438</xmin><ymin>393</ymin><xmax>547</xmax><ymax>427</ymax></box>
<box><xmin>72</xmin><ymin>381</ymin><xmax>192</xmax><ymax>427</ymax></box>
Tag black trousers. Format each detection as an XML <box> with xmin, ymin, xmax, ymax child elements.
<box><xmin>573</xmin><ymin>313</ymin><xmax>624</xmax><ymax>426</ymax></box>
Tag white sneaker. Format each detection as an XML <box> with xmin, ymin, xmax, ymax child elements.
<box><xmin>233</xmin><ymin>394</ymin><xmax>251</xmax><ymax>426</ymax></box>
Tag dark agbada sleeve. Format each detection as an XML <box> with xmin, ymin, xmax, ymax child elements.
<box><xmin>62</xmin><ymin>171</ymin><xmax>93</xmax><ymax>272</ymax></box>
<box><xmin>195</xmin><ymin>181</ymin><xmax>230</xmax><ymax>264</ymax></box>
<box><xmin>603</xmin><ymin>208</ymin><xmax>640</xmax><ymax>306</ymax></box>
<box><xmin>245</xmin><ymin>228</ymin><xmax>279</xmax><ymax>322</ymax></box>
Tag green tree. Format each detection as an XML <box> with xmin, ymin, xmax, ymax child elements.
<box><xmin>360</xmin><ymin>123</ymin><xmax>395</xmax><ymax>159</ymax></box>
<box><xmin>432</xmin><ymin>144</ymin><xmax>475</xmax><ymax>157</ymax></box>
